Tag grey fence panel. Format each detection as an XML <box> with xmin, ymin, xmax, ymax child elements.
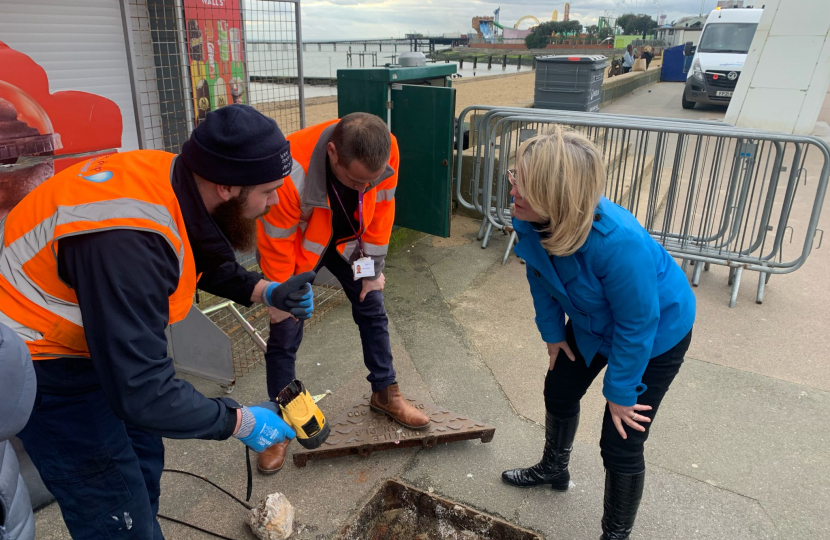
<box><xmin>455</xmin><ymin>106</ymin><xmax>829</xmax><ymax>307</ymax></box>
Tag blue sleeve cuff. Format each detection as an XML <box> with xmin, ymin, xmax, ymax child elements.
<box><xmin>536</xmin><ymin>318</ymin><xmax>566</xmax><ymax>344</ymax></box>
<box><xmin>602</xmin><ymin>380</ymin><xmax>648</xmax><ymax>407</ymax></box>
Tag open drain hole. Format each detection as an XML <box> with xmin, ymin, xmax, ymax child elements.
<box><xmin>338</xmin><ymin>479</ymin><xmax>541</xmax><ymax>540</ymax></box>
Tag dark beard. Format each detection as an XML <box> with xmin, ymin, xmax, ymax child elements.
<box><xmin>211</xmin><ymin>195</ymin><xmax>260</xmax><ymax>252</ymax></box>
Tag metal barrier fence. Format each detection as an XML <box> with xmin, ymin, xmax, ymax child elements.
<box><xmin>456</xmin><ymin>106</ymin><xmax>829</xmax><ymax>307</ymax></box>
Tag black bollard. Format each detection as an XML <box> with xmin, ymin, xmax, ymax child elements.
<box><xmin>488</xmin><ymin>55</ymin><xmax>492</xmax><ymax>69</ymax></box>
<box><xmin>517</xmin><ymin>55</ymin><xmax>522</xmax><ymax>69</ymax></box>
<box><xmin>473</xmin><ymin>56</ymin><xmax>477</xmax><ymax>69</ymax></box>
<box><xmin>459</xmin><ymin>57</ymin><xmax>464</xmax><ymax>69</ymax></box>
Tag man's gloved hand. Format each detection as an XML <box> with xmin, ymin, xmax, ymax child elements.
<box><xmin>286</xmin><ymin>283</ymin><xmax>314</xmax><ymax>319</ymax></box>
<box><xmin>234</xmin><ymin>405</ymin><xmax>296</xmax><ymax>452</ymax></box>
<box><xmin>263</xmin><ymin>271</ymin><xmax>316</xmax><ymax>320</ymax></box>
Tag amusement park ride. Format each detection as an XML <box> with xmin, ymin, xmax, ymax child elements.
<box><xmin>472</xmin><ymin>4</ymin><xmax>574</xmax><ymax>43</ymax></box>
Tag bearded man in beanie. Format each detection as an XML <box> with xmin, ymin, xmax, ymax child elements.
<box><xmin>2</xmin><ymin>105</ymin><xmax>312</xmax><ymax>539</ymax></box>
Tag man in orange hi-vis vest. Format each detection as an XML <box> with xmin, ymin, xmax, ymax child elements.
<box><xmin>1</xmin><ymin>105</ymin><xmax>313</xmax><ymax>539</ymax></box>
<box><xmin>256</xmin><ymin>113</ymin><xmax>430</xmax><ymax>474</ymax></box>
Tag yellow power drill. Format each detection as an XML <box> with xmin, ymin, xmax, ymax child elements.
<box><xmin>277</xmin><ymin>379</ymin><xmax>329</xmax><ymax>449</ymax></box>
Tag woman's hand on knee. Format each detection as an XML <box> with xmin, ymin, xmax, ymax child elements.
<box><xmin>546</xmin><ymin>341</ymin><xmax>575</xmax><ymax>371</ymax></box>
<box><xmin>608</xmin><ymin>400</ymin><xmax>652</xmax><ymax>440</ymax></box>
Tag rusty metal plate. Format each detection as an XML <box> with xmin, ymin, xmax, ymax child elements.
<box><xmin>292</xmin><ymin>395</ymin><xmax>495</xmax><ymax>467</ymax></box>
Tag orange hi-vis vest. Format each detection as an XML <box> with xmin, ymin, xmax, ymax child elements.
<box><xmin>0</xmin><ymin>150</ymin><xmax>197</xmax><ymax>359</ymax></box>
<box><xmin>256</xmin><ymin>119</ymin><xmax>398</xmax><ymax>282</ymax></box>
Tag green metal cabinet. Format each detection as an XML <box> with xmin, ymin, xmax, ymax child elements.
<box><xmin>337</xmin><ymin>64</ymin><xmax>457</xmax><ymax>238</ymax></box>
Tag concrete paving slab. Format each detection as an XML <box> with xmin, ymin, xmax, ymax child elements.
<box><xmin>448</xmin><ymin>254</ymin><xmax>609</xmax><ymax>445</ymax></box>
<box><xmin>419</xmin><ymin>215</ymin><xmax>511</xmax><ymax>303</ymax></box>
<box><xmin>515</xmin><ymin>444</ymin><xmax>778</xmax><ymax>540</ymax></box>
<box><xmin>645</xmin><ymin>358</ymin><xmax>830</xmax><ymax>539</ymax></box>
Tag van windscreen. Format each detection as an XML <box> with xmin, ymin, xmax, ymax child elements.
<box><xmin>698</xmin><ymin>23</ymin><xmax>758</xmax><ymax>54</ymax></box>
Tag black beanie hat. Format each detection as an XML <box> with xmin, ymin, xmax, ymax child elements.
<box><xmin>181</xmin><ymin>104</ymin><xmax>292</xmax><ymax>186</ymax></box>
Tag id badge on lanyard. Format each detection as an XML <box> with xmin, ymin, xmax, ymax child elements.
<box><xmin>332</xmin><ymin>184</ymin><xmax>376</xmax><ymax>280</ymax></box>
<box><xmin>351</xmin><ymin>191</ymin><xmax>375</xmax><ymax>280</ymax></box>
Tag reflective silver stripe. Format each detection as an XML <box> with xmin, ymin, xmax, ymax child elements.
<box><xmin>0</xmin><ymin>199</ymin><xmax>183</xmax><ymax>327</ymax></box>
<box><xmin>290</xmin><ymin>159</ymin><xmax>307</xmax><ymax>197</ymax></box>
<box><xmin>363</xmin><ymin>241</ymin><xmax>389</xmax><ymax>257</ymax></box>
<box><xmin>341</xmin><ymin>240</ymin><xmax>359</xmax><ymax>261</ymax></box>
<box><xmin>301</xmin><ymin>237</ymin><xmax>326</xmax><ymax>256</ymax></box>
<box><xmin>260</xmin><ymin>219</ymin><xmax>297</xmax><ymax>239</ymax></box>
<box><xmin>0</xmin><ymin>310</ymin><xmax>42</xmax><ymax>342</ymax></box>
<box><xmin>298</xmin><ymin>221</ymin><xmax>309</xmax><ymax>233</ymax></box>
<box><xmin>375</xmin><ymin>187</ymin><xmax>396</xmax><ymax>203</ymax></box>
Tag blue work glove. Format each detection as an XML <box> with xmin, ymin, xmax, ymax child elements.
<box><xmin>235</xmin><ymin>405</ymin><xmax>296</xmax><ymax>452</ymax></box>
<box><xmin>286</xmin><ymin>283</ymin><xmax>314</xmax><ymax>319</ymax></box>
<box><xmin>263</xmin><ymin>271</ymin><xmax>316</xmax><ymax>320</ymax></box>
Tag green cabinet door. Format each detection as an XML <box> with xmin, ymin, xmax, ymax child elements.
<box><xmin>390</xmin><ymin>83</ymin><xmax>456</xmax><ymax>238</ymax></box>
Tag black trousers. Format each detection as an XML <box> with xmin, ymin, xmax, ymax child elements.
<box><xmin>544</xmin><ymin>322</ymin><xmax>692</xmax><ymax>474</ymax></box>
<box><xmin>264</xmin><ymin>246</ymin><xmax>396</xmax><ymax>401</ymax></box>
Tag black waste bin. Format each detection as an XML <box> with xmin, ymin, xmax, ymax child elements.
<box><xmin>534</xmin><ymin>55</ymin><xmax>609</xmax><ymax>112</ymax></box>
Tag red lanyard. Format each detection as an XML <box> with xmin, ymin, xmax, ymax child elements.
<box><xmin>331</xmin><ymin>181</ymin><xmax>365</xmax><ymax>257</ymax></box>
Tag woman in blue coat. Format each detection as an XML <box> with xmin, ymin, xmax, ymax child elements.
<box><xmin>501</xmin><ymin>127</ymin><xmax>696</xmax><ymax>540</ymax></box>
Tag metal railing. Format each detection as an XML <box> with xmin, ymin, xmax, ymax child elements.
<box><xmin>455</xmin><ymin>106</ymin><xmax>829</xmax><ymax>307</ymax></box>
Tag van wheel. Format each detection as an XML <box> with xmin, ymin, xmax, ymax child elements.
<box><xmin>681</xmin><ymin>91</ymin><xmax>696</xmax><ymax>110</ymax></box>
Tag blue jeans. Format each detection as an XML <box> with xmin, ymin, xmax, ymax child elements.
<box><xmin>18</xmin><ymin>388</ymin><xmax>164</xmax><ymax>540</ymax></box>
<box><xmin>265</xmin><ymin>247</ymin><xmax>396</xmax><ymax>400</ymax></box>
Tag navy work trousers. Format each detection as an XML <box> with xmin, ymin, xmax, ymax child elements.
<box><xmin>544</xmin><ymin>322</ymin><xmax>692</xmax><ymax>475</ymax></box>
<box><xmin>264</xmin><ymin>246</ymin><xmax>396</xmax><ymax>400</ymax></box>
<box><xmin>18</xmin><ymin>387</ymin><xmax>164</xmax><ymax>540</ymax></box>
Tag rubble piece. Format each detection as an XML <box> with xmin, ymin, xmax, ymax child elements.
<box><xmin>248</xmin><ymin>492</ymin><xmax>294</xmax><ymax>540</ymax></box>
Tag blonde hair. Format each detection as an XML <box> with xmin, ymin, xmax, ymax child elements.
<box><xmin>515</xmin><ymin>125</ymin><xmax>605</xmax><ymax>257</ymax></box>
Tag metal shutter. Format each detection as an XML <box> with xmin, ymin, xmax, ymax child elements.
<box><xmin>0</xmin><ymin>0</ymin><xmax>140</xmax><ymax>151</ymax></box>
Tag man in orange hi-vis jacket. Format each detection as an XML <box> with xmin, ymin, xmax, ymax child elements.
<box><xmin>256</xmin><ymin>112</ymin><xmax>430</xmax><ymax>474</ymax></box>
<box><xmin>2</xmin><ymin>105</ymin><xmax>310</xmax><ymax>539</ymax></box>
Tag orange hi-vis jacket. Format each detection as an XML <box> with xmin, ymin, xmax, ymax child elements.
<box><xmin>0</xmin><ymin>150</ymin><xmax>197</xmax><ymax>359</ymax></box>
<box><xmin>256</xmin><ymin>119</ymin><xmax>398</xmax><ymax>283</ymax></box>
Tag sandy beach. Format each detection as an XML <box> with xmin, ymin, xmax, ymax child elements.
<box><xmin>256</xmin><ymin>70</ymin><xmax>538</xmax><ymax>134</ymax></box>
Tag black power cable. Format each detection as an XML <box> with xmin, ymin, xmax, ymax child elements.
<box><xmin>157</xmin><ymin>449</ymin><xmax>256</xmax><ymax>540</ymax></box>
<box><xmin>157</xmin><ymin>514</ymin><xmax>240</xmax><ymax>540</ymax></box>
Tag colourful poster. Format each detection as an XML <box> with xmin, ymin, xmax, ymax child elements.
<box><xmin>183</xmin><ymin>0</ymin><xmax>246</xmax><ymax>125</ymax></box>
<box><xmin>0</xmin><ymin>41</ymin><xmax>122</xmax><ymax>219</ymax></box>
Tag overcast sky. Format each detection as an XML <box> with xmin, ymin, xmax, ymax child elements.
<box><xmin>297</xmin><ymin>0</ymin><xmax>728</xmax><ymax>40</ymax></box>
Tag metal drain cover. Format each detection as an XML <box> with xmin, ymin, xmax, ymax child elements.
<box><xmin>292</xmin><ymin>395</ymin><xmax>495</xmax><ymax>467</ymax></box>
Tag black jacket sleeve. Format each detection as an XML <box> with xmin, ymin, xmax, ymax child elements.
<box><xmin>196</xmin><ymin>259</ymin><xmax>262</xmax><ymax>307</ymax></box>
<box><xmin>58</xmin><ymin>230</ymin><xmax>238</xmax><ymax>440</ymax></box>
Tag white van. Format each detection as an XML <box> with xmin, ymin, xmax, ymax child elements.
<box><xmin>682</xmin><ymin>7</ymin><xmax>763</xmax><ymax>109</ymax></box>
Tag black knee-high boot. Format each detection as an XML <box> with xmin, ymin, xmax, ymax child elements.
<box><xmin>501</xmin><ymin>412</ymin><xmax>579</xmax><ymax>490</ymax></box>
<box><xmin>600</xmin><ymin>469</ymin><xmax>646</xmax><ymax>539</ymax></box>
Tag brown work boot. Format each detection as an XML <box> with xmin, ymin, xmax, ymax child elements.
<box><xmin>257</xmin><ymin>439</ymin><xmax>290</xmax><ymax>475</ymax></box>
<box><xmin>370</xmin><ymin>383</ymin><xmax>431</xmax><ymax>430</ymax></box>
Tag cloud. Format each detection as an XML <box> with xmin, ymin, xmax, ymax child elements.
<box><xmin>294</xmin><ymin>0</ymin><xmax>716</xmax><ymax>39</ymax></box>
